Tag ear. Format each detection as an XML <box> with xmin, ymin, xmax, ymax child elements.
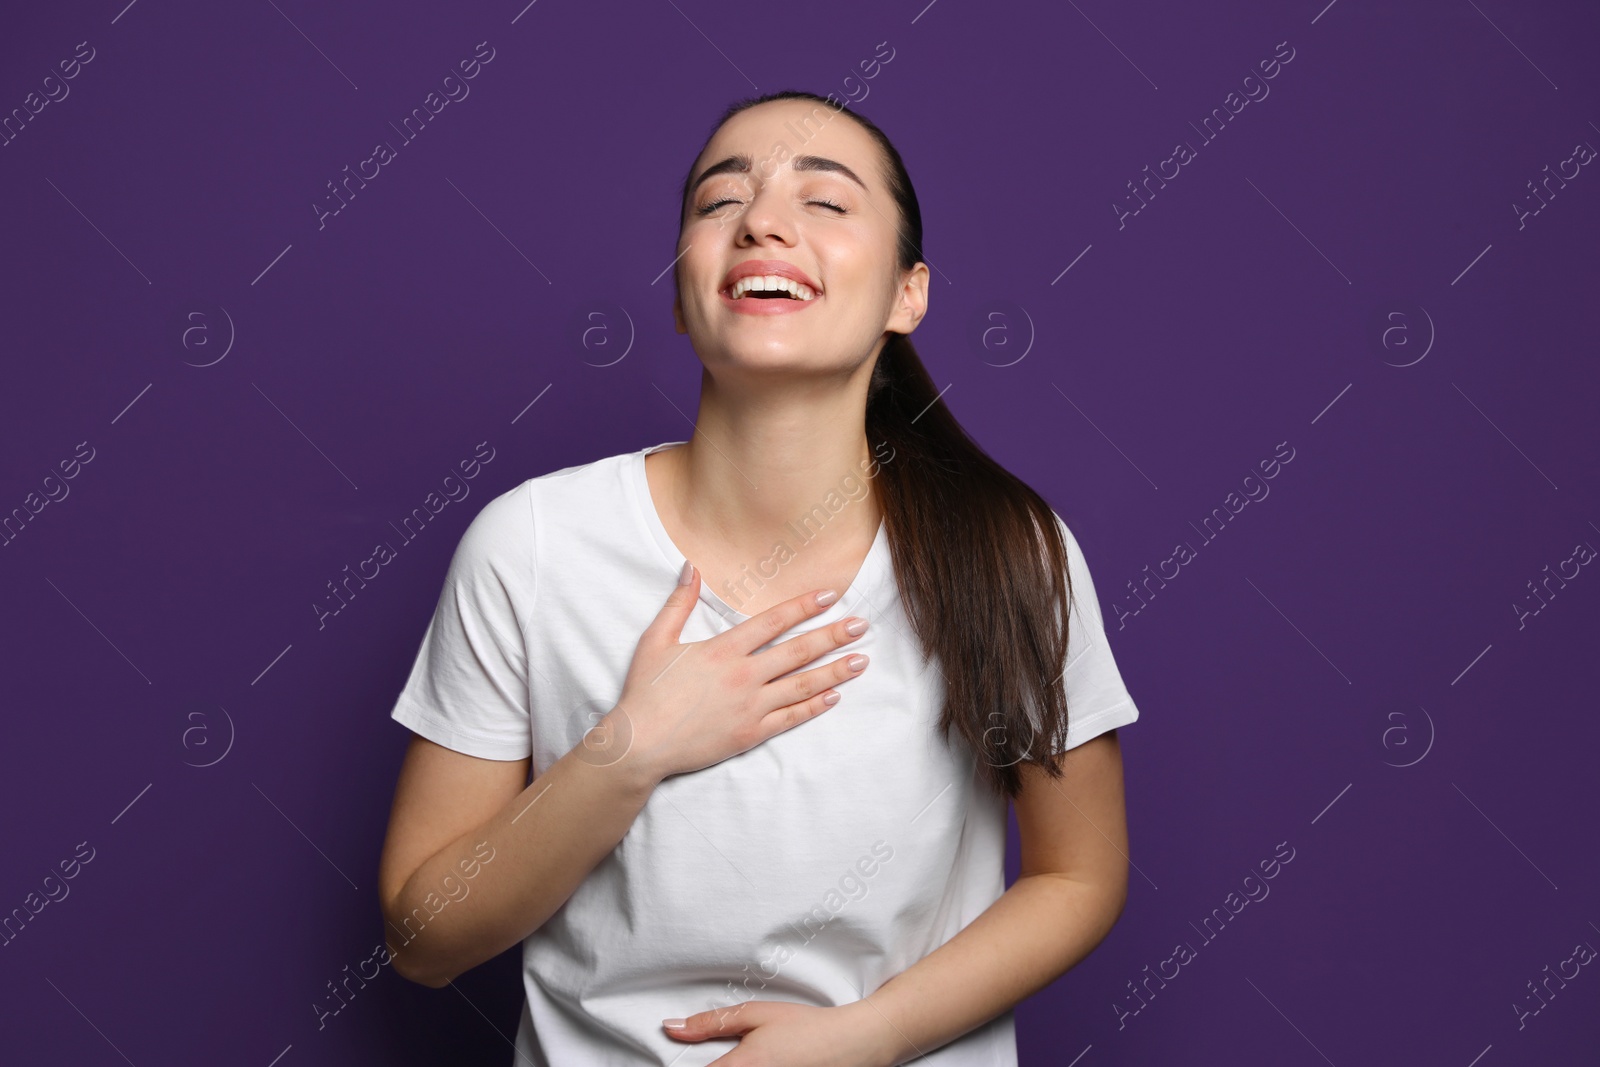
<box><xmin>885</xmin><ymin>262</ymin><xmax>929</xmax><ymax>336</ymax></box>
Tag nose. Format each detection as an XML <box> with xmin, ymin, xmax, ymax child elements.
<box><xmin>736</xmin><ymin>184</ymin><xmax>796</xmax><ymax>247</ymax></box>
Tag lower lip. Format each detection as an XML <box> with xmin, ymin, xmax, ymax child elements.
<box><xmin>718</xmin><ymin>289</ymin><xmax>820</xmax><ymax>315</ymax></box>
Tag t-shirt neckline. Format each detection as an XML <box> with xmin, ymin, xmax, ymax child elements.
<box><xmin>628</xmin><ymin>440</ymin><xmax>888</xmax><ymax>625</ymax></box>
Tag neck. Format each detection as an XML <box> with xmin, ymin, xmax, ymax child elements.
<box><xmin>658</xmin><ymin>362</ymin><xmax>883</xmax><ymax>555</ymax></box>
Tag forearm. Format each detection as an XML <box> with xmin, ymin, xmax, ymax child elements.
<box><xmin>384</xmin><ymin>724</ymin><xmax>658</xmax><ymax>987</ymax></box>
<box><xmin>850</xmin><ymin>873</ymin><xmax>1126</xmax><ymax>1066</ymax></box>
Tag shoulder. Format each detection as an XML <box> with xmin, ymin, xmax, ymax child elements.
<box><xmin>460</xmin><ymin>446</ymin><xmax>634</xmax><ymax>544</ymax></box>
<box><xmin>448</xmin><ymin>446</ymin><xmax>644</xmax><ymax>580</ymax></box>
<box><xmin>454</xmin><ymin>477</ymin><xmax>535</xmax><ymax>558</ymax></box>
<box><xmin>1036</xmin><ymin>508</ymin><xmax>1091</xmax><ymax>577</ymax></box>
<box><xmin>1041</xmin><ymin>508</ymin><xmax>1110</xmax><ymax>622</ymax></box>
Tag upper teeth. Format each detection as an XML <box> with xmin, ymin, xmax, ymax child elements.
<box><xmin>730</xmin><ymin>275</ymin><xmax>816</xmax><ymax>300</ymax></box>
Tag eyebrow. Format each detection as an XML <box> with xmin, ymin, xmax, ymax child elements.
<box><xmin>689</xmin><ymin>153</ymin><xmax>869</xmax><ymax>196</ymax></box>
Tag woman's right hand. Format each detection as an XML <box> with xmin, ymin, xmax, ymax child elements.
<box><xmin>598</xmin><ymin>563</ymin><xmax>871</xmax><ymax>785</ymax></box>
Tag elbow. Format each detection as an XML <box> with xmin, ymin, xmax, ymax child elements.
<box><xmin>381</xmin><ymin>899</ymin><xmax>457</xmax><ymax>990</ymax></box>
<box><xmin>395</xmin><ymin>957</ymin><xmax>454</xmax><ymax>990</ymax></box>
<box><xmin>1110</xmin><ymin>861</ymin><xmax>1131</xmax><ymax>922</ymax></box>
<box><xmin>1095</xmin><ymin>862</ymin><xmax>1131</xmax><ymax>937</ymax></box>
<box><xmin>385</xmin><ymin>930</ymin><xmax>459</xmax><ymax>989</ymax></box>
<box><xmin>1108</xmin><ymin>878</ymin><xmax>1130</xmax><ymax>929</ymax></box>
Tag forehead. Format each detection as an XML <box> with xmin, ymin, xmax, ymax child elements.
<box><xmin>695</xmin><ymin>100</ymin><xmax>884</xmax><ymax>189</ymax></box>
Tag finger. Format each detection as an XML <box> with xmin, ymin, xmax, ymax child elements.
<box><xmin>757</xmin><ymin>649</ymin><xmax>869</xmax><ymax>717</ymax></box>
<box><xmin>718</xmin><ymin>587</ymin><xmax>841</xmax><ymax>657</ymax></box>
<box><xmin>663</xmin><ymin>1002</ymin><xmax>762</xmax><ymax>1041</ymax></box>
<box><xmin>642</xmin><ymin>560</ymin><xmax>701</xmax><ymax>647</ymax></box>
<box><xmin>753</xmin><ymin>614</ymin><xmax>870</xmax><ymax>685</ymax></box>
<box><xmin>749</xmin><ymin>670</ymin><xmax>860</xmax><ymax>745</ymax></box>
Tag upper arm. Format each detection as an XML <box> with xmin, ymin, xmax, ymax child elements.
<box><xmin>1011</xmin><ymin>512</ymin><xmax>1140</xmax><ymax>899</ymax></box>
<box><xmin>378</xmin><ymin>735</ymin><xmax>530</xmax><ymax>915</ymax></box>
<box><xmin>1013</xmin><ymin>731</ymin><xmax>1129</xmax><ymax>898</ymax></box>
<box><xmin>380</xmin><ymin>481</ymin><xmax>539</xmax><ymax>912</ymax></box>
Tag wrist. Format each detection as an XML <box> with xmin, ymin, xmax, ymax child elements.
<box><xmin>569</xmin><ymin>706</ymin><xmax>662</xmax><ymax>796</ymax></box>
<box><xmin>837</xmin><ymin>997</ymin><xmax>904</xmax><ymax>1067</ymax></box>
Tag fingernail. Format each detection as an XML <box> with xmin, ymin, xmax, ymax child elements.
<box><xmin>678</xmin><ymin>561</ymin><xmax>694</xmax><ymax>586</ymax></box>
<box><xmin>816</xmin><ymin>589</ymin><xmax>839</xmax><ymax>606</ymax></box>
<box><xmin>847</xmin><ymin>655</ymin><xmax>868</xmax><ymax>670</ymax></box>
<box><xmin>823</xmin><ymin>691</ymin><xmax>841</xmax><ymax>705</ymax></box>
<box><xmin>844</xmin><ymin>617</ymin><xmax>868</xmax><ymax>635</ymax></box>
<box><xmin>663</xmin><ymin>1018</ymin><xmax>687</xmax><ymax>1030</ymax></box>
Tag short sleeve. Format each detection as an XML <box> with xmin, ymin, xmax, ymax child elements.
<box><xmin>1052</xmin><ymin>514</ymin><xmax>1140</xmax><ymax>753</ymax></box>
<box><xmin>389</xmin><ymin>482</ymin><xmax>537</xmax><ymax>760</ymax></box>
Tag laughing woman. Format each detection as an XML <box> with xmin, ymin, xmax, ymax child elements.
<box><xmin>378</xmin><ymin>91</ymin><xmax>1140</xmax><ymax>1066</ymax></box>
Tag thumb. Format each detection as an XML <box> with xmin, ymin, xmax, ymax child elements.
<box><xmin>663</xmin><ymin>1001</ymin><xmax>762</xmax><ymax>1042</ymax></box>
<box><xmin>645</xmin><ymin>560</ymin><xmax>700</xmax><ymax>645</ymax></box>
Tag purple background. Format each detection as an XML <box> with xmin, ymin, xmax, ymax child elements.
<box><xmin>3</xmin><ymin>0</ymin><xmax>1597</xmax><ymax>1063</ymax></box>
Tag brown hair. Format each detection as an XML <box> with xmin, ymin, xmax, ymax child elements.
<box><xmin>674</xmin><ymin>91</ymin><xmax>1078</xmax><ymax>799</ymax></box>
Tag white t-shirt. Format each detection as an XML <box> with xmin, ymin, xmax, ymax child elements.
<box><xmin>389</xmin><ymin>440</ymin><xmax>1140</xmax><ymax>1066</ymax></box>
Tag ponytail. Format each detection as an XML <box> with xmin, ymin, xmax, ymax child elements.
<box><xmin>679</xmin><ymin>93</ymin><xmax>1078</xmax><ymax>799</ymax></box>
<box><xmin>867</xmin><ymin>332</ymin><xmax>1075</xmax><ymax>798</ymax></box>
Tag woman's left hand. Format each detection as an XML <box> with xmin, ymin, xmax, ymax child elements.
<box><xmin>662</xmin><ymin>999</ymin><xmax>896</xmax><ymax>1066</ymax></box>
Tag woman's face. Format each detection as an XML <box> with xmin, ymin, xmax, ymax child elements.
<box><xmin>673</xmin><ymin>99</ymin><xmax>928</xmax><ymax>381</ymax></box>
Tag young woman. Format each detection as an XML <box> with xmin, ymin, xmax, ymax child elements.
<box><xmin>378</xmin><ymin>91</ymin><xmax>1140</xmax><ymax>1066</ymax></box>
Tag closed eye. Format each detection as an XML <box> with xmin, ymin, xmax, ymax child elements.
<box><xmin>693</xmin><ymin>196</ymin><xmax>849</xmax><ymax>217</ymax></box>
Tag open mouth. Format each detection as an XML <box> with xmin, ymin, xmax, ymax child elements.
<box><xmin>726</xmin><ymin>275</ymin><xmax>818</xmax><ymax>302</ymax></box>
